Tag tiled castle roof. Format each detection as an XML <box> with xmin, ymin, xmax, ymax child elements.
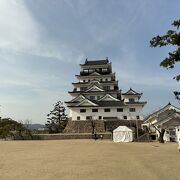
<box><xmin>80</xmin><ymin>59</ymin><xmax>109</xmax><ymax>66</ymax></box>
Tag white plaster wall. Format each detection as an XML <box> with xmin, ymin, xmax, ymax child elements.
<box><xmin>122</xmin><ymin>95</ymin><xmax>139</xmax><ymax>102</ymax></box>
<box><xmin>69</xmin><ymin>106</ymin><xmax>144</xmax><ymax>121</ymax></box>
<box><xmin>110</xmin><ymin>85</ymin><xmax>114</xmax><ymax>90</ymax></box>
<box><xmin>176</xmin><ymin>126</ymin><xmax>180</xmax><ymax>142</ymax></box>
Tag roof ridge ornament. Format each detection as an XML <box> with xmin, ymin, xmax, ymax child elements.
<box><xmin>85</xmin><ymin>58</ymin><xmax>88</xmax><ymax>64</ymax></box>
<box><xmin>106</xmin><ymin>56</ymin><xmax>109</xmax><ymax>62</ymax></box>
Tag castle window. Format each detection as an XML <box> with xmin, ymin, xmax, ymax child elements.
<box><xmin>80</xmin><ymin>109</ymin><xmax>86</xmax><ymax>113</ymax></box>
<box><xmin>129</xmin><ymin>108</ymin><xmax>136</xmax><ymax>112</ymax></box>
<box><xmin>117</xmin><ymin>108</ymin><xmax>123</xmax><ymax>112</ymax></box>
<box><xmin>99</xmin><ymin>116</ymin><xmax>102</xmax><ymax>120</ymax></box>
<box><xmin>103</xmin><ymin>86</ymin><xmax>110</xmax><ymax>91</ymax></box>
<box><xmin>80</xmin><ymin>87</ymin><xmax>87</xmax><ymax>91</ymax></box>
<box><xmin>92</xmin><ymin>109</ymin><xmax>98</xmax><ymax>112</ymax></box>
<box><xmin>123</xmin><ymin>116</ymin><xmax>127</xmax><ymax>119</ymax></box>
<box><xmin>136</xmin><ymin>116</ymin><xmax>140</xmax><ymax>119</ymax></box>
<box><xmin>111</xmin><ymin>77</ymin><xmax>115</xmax><ymax>81</ymax></box>
<box><xmin>77</xmin><ymin>116</ymin><xmax>80</xmax><ymax>120</ymax></box>
<box><xmin>104</xmin><ymin>108</ymin><xmax>111</xmax><ymax>112</ymax></box>
<box><xmin>90</xmin><ymin>96</ymin><xmax>95</xmax><ymax>100</ymax></box>
<box><xmin>86</xmin><ymin>116</ymin><xmax>91</xmax><ymax>120</ymax></box>
<box><xmin>129</xmin><ymin>98</ymin><xmax>135</xmax><ymax>102</ymax></box>
<box><xmin>97</xmin><ymin>96</ymin><xmax>100</xmax><ymax>100</ymax></box>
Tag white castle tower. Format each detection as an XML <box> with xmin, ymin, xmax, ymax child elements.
<box><xmin>65</xmin><ymin>58</ymin><xmax>147</xmax><ymax>121</ymax></box>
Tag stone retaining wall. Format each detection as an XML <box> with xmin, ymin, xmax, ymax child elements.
<box><xmin>64</xmin><ymin>120</ymin><xmax>142</xmax><ymax>133</ymax></box>
<box><xmin>33</xmin><ymin>133</ymin><xmax>112</xmax><ymax>140</ymax></box>
<box><xmin>64</xmin><ymin>120</ymin><xmax>105</xmax><ymax>133</ymax></box>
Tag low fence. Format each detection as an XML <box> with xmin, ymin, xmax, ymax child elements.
<box><xmin>32</xmin><ymin>132</ymin><xmax>112</xmax><ymax>140</ymax></box>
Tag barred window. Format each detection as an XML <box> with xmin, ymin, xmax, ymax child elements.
<box><xmin>129</xmin><ymin>108</ymin><xmax>136</xmax><ymax>112</ymax></box>
<box><xmin>92</xmin><ymin>109</ymin><xmax>98</xmax><ymax>112</ymax></box>
<box><xmin>129</xmin><ymin>98</ymin><xmax>135</xmax><ymax>102</ymax></box>
<box><xmin>80</xmin><ymin>87</ymin><xmax>87</xmax><ymax>91</ymax></box>
<box><xmin>86</xmin><ymin>116</ymin><xmax>91</xmax><ymax>120</ymax></box>
<box><xmin>123</xmin><ymin>116</ymin><xmax>127</xmax><ymax>120</ymax></box>
<box><xmin>80</xmin><ymin>109</ymin><xmax>86</xmax><ymax>113</ymax></box>
<box><xmin>117</xmin><ymin>108</ymin><xmax>123</xmax><ymax>112</ymax></box>
<box><xmin>104</xmin><ymin>108</ymin><xmax>111</xmax><ymax>112</ymax></box>
<box><xmin>90</xmin><ymin>96</ymin><xmax>95</xmax><ymax>100</ymax></box>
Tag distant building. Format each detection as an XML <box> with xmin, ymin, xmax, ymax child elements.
<box><xmin>65</xmin><ymin>59</ymin><xmax>147</xmax><ymax>121</ymax></box>
<box><xmin>142</xmin><ymin>103</ymin><xmax>180</xmax><ymax>141</ymax></box>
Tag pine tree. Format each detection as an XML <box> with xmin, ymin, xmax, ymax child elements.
<box><xmin>150</xmin><ymin>19</ymin><xmax>180</xmax><ymax>81</ymax></box>
<box><xmin>46</xmin><ymin>101</ymin><xmax>67</xmax><ymax>133</ymax></box>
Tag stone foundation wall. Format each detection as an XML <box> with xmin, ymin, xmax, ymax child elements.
<box><xmin>64</xmin><ymin>120</ymin><xmax>142</xmax><ymax>133</ymax></box>
<box><xmin>63</xmin><ymin>120</ymin><xmax>105</xmax><ymax>133</ymax></box>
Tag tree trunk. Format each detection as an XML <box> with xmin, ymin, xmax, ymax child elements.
<box><xmin>159</xmin><ymin>128</ymin><xmax>165</xmax><ymax>143</ymax></box>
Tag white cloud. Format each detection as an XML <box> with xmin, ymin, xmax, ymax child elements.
<box><xmin>0</xmin><ymin>0</ymin><xmax>40</xmax><ymax>51</ymax></box>
<box><xmin>0</xmin><ymin>0</ymin><xmax>84</xmax><ymax>62</ymax></box>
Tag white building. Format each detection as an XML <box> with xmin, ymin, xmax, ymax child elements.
<box><xmin>142</xmin><ymin>103</ymin><xmax>180</xmax><ymax>141</ymax></box>
<box><xmin>65</xmin><ymin>59</ymin><xmax>147</xmax><ymax>121</ymax></box>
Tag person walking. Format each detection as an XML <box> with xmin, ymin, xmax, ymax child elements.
<box><xmin>178</xmin><ymin>138</ymin><xmax>180</xmax><ymax>152</ymax></box>
<box><xmin>94</xmin><ymin>132</ymin><xmax>97</xmax><ymax>141</ymax></box>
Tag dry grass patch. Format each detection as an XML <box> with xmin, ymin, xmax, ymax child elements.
<box><xmin>0</xmin><ymin>140</ymin><xmax>180</xmax><ymax>180</ymax></box>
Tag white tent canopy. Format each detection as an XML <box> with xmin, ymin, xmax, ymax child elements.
<box><xmin>113</xmin><ymin>126</ymin><xmax>133</xmax><ymax>142</ymax></box>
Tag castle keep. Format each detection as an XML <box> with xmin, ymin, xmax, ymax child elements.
<box><xmin>65</xmin><ymin>59</ymin><xmax>147</xmax><ymax>121</ymax></box>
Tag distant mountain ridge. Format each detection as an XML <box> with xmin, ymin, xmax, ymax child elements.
<box><xmin>24</xmin><ymin>124</ymin><xmax>45</xmax><ymax>130</ymax></box>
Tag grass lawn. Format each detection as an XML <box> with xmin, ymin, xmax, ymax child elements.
<box><xmin>0</xmin><ymin>140</ymin><xmax>180</xmax><ymax>180</ymax></box>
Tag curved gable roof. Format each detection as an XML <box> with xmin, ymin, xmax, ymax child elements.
<box><xmin>144</xmin><ymin>103</ymin><xmax>180</xmax><ymax>123</ymax></box>
<box><xmin>122</xmin><ymin>88</ymin><xmax>142</xmax><ymax>95</ymax></box>
<box><xmin>98</xmin><ymin>93</ymin><xmax>120</xmax><ymax>101</ymax></box>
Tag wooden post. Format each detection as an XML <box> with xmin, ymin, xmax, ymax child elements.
<box><xmin>136</xmin><ymin>119</ymin><xmax>139</xmax><ymax>141</ymax></box>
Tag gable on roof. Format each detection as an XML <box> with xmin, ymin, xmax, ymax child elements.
<box><xmin>90</xmin><ymin>72</ymin><xmax>101</xmax><ymax>76</ymax></box>
<box><xmin>123</xmin><ymin>88</ymin><xmax>141</xmax><ymax>95</ymax></box>
<box><xmin>89</xmin><ymin>80</ymin><xmax>101</xmax><ymax>85</ymax></box>
<box><xmin>154</xmin><ymin>110</ymin><xmax>180</xmax><ymax>127</ymax></box>
<box><xmin>144</xmin><ymin>103</ymin><xmax>180</xmax><ymax>123</ymax></box>
<box><xmin>98</xmin><ymin>94</ymin><xmax>120</xmax><ymax>101</ymax></box>
<box><xmin>71</xmin><ymin>94</ymin><xmax>86</xmax><ymax>102</ymax></box>
<box><xmin>86</xmin><ymin>85</ymin><xmax>104</xmax><ymax>92</ymax></box>
<box><xmin>76</xmin><ymin>99</ymin><xmax>98</xmax><ymax>107</ymax></box>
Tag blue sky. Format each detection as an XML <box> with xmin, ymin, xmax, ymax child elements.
<box><xmin>0</xmin><ymin>0</ymin><xmax>179</xmax><ymax>124</ymax></box>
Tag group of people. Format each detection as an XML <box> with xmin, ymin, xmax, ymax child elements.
<box><xmin>94</xmin><ymin>132</ymin><xmax>103</xmax><ymax>140</ymax></box>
